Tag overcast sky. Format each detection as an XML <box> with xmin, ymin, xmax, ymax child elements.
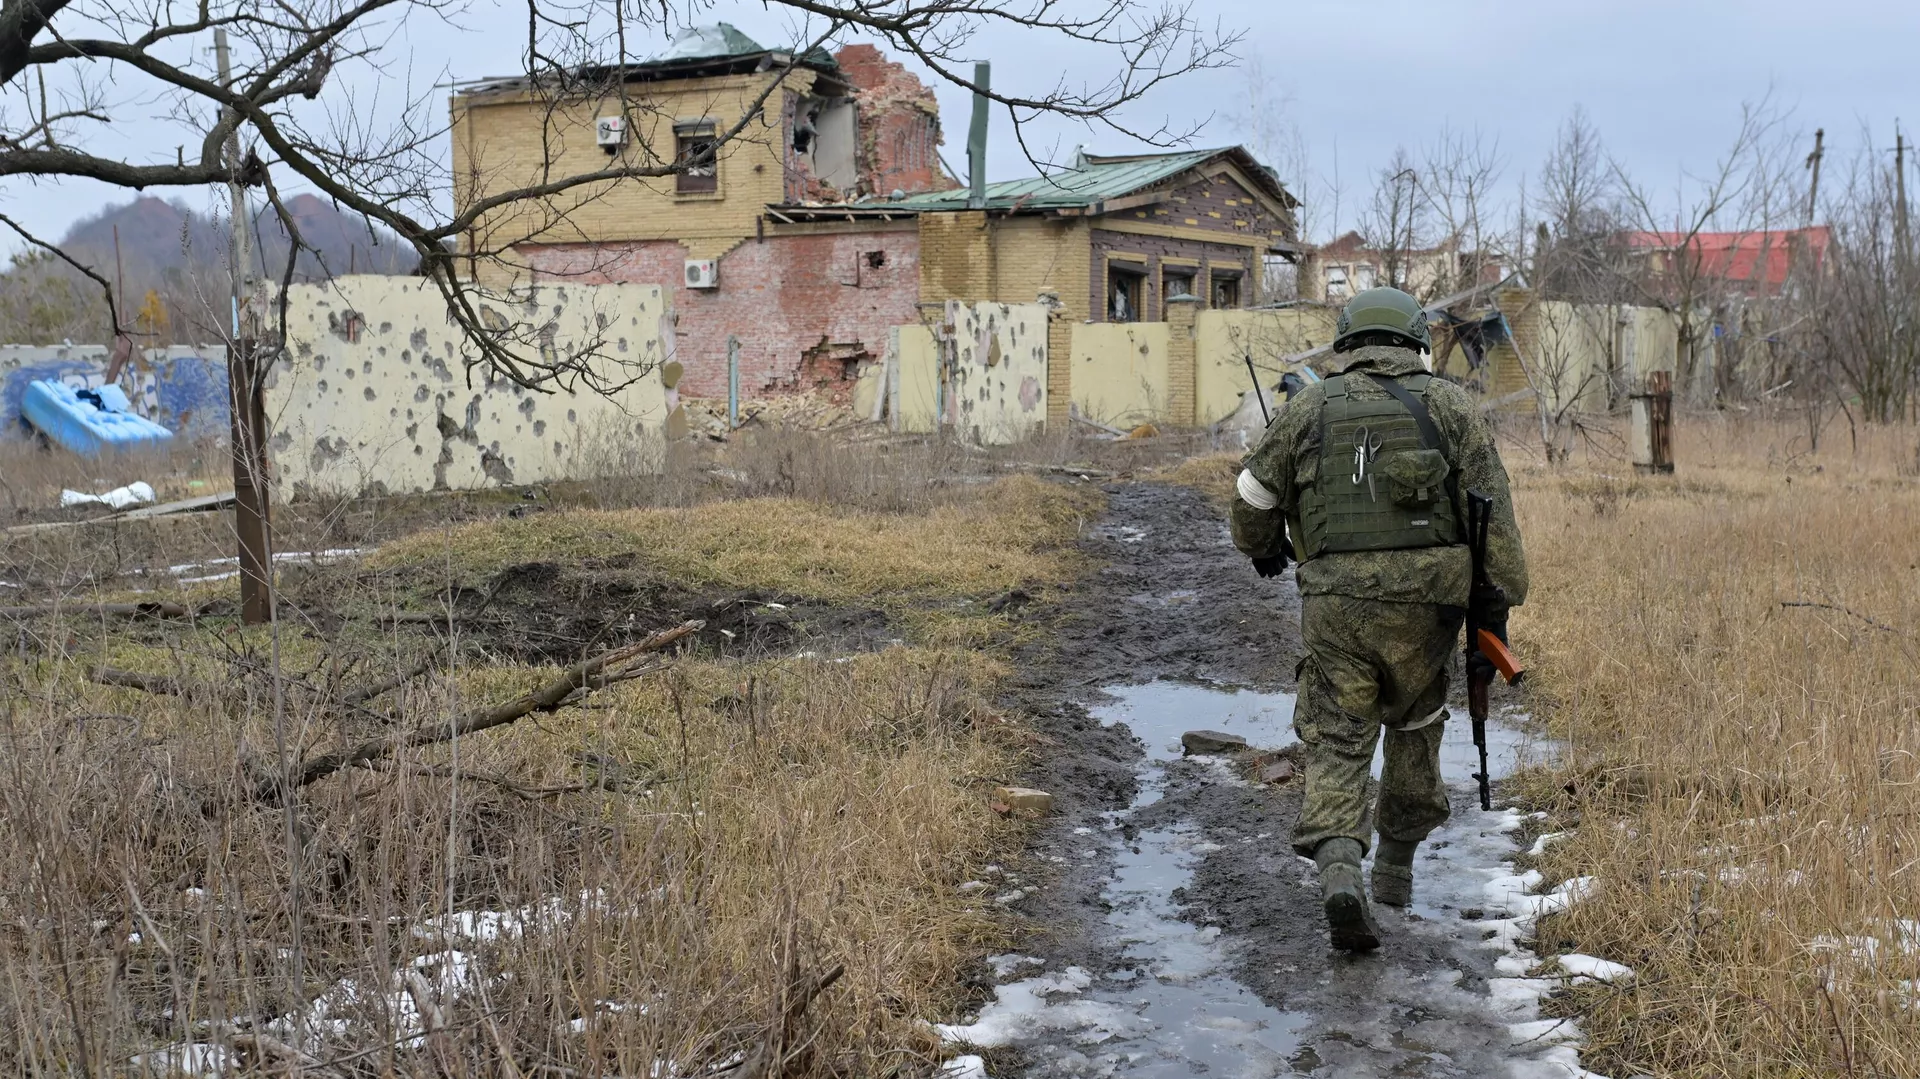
<box><xmin>2</xmin><ymin>0</ymin><xmax>1915</xmax><ymax>251</ymax></box>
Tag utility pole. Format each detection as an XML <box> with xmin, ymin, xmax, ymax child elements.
<box><xmin>216</xmin><ymin>28</ymin><xmax>272</xmax><ymax>625</ymax></box>
<box><xmin>1896</xmin><ymin>123</ymin><xmax>1911</xmax><ymax>268</ymax></box>
<box><xmin>1802</xmin><ymin>128</ymin><xmax>1824</xmax><ymax>229</ymax></box>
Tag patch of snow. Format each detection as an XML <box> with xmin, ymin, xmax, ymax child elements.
<box><xmin>934</xmin><ymin>967</ymin><xmax>1138</xmax><ymax>1047</ymax></box>
<box><xmin>1527</xmin><ymin>831</ymin><xmax>1569</xmax><ymax>856</ymax></box>
<box><xmin>1509</xmin><ymin>1017</ymin><xmax>1583</xmax><ymax>1046</ymax></box>
<box><xmin>986</xmin><ymin>954</ymin><xmax>1043</xmax><ymax>979</ymax></box>
<box><xmin>940</xmin><ymin>1054</ymin><xmax>990</xmax><ymax>1078</ymax></box>
<box><xmin>129</xmin><ymin>1041</ymin><xmax>233</xmax><ymax>1077</ymax></box>
<box><xmin>1555</xmin><ymin>954</ymin><xmax>1634</xmax><ymax>984</ymax></box>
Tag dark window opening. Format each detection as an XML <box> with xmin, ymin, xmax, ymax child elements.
<box><xmin>864</xmin><ymin>250</ymin><xmax>887</xmax><ymax>269</ymax></box>
<box><xmin>1108</xmin><ymin>265</ymin><xmax>1145</xmax><ymax>322</ymax></box>
<box><xmin>1164</xmin><ymin>270</ymin><xmax>1196</xmax><ymax>300</ymax></box>
<box><xmin>1211</xmin><ymin>271</ymin><xmax>1243</xmax><ymax>309</ymax></box>
<box><xmin>676</xmin><ymin>123</ymin><xmax>718</xmax><ymax>194</ymax></box>
<box><xmin>792</xmin><ymin>104</ymin><xmax>819</xmax><ymax>154</ymax></box>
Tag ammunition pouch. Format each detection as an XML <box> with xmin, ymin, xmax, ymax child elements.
<box><xmin>1295</xmin><ymin>372</ymin><xmax>1463</xmax><ymax>558</ymax></box>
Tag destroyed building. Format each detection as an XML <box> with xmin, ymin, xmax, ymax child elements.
<box><xmin>449</xmin><ymin>29</ymin><xmax>1307</xmax><ymax>427</ymax></box>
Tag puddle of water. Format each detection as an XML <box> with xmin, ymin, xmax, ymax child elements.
<box><xmin>944</xmin><ymin>680</ymin><xmax>1566</xmax><ymax>1078</ymax></box>
<box><xmin>942</xmin><ymin>682</ymin><xmax>1310</xmax><ymax>1076</ymax></box>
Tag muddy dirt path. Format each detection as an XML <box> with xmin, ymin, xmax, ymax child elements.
<box><xmin>974</xmin><ymin>483</ymin><xmax>1577</xmax><ymax>1079</ymax></box>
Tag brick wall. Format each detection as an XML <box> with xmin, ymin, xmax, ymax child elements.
<box><xmin>523</xmin><ymin>226</ymin><xmax>920</xmax><ymax>401</ymax></box>
<box><xmin>834</xmin><ymin>44</ymin><xmax>945</xmax><ymax>196</ymax></box>
<box><xmin>1088</xmin><ymin>229</ymin><xmax>1255</xmax><ymax>321</ymax></box>
<box><xmin>452</xmin><ymin>71</ymin><xmax>816</xmax><ymax>262</ymax></box>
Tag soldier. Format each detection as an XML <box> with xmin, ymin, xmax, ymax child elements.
<box><xmin>1230</xmin><ymin>287</ymin><xmax>1528</xmax><ymax>952</ymax></box>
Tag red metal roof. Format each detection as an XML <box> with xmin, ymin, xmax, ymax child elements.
<box><xmin>1621</xmin><ymin>226</ymin><xmax>1830</xmax><ymax>293</ymax></box>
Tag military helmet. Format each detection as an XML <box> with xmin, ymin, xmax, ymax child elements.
<box><xmin>1333</xmin><ymin>287</ymin><xmax>1431</xmax><ymax>353</ymax></box>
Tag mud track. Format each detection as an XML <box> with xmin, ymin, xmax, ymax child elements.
<box><xmin>990</xmin><ymin>482</ymin><xmax>1542</xmax><ymax>1078</ymax></box>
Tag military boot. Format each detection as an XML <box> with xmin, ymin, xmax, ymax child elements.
<box><xmin>1372</xmin><ymin>837</ymin><xmax>1418</xmax><ymax>908</ymax></box>
<box><xmin>1314</xmin><ymin>838</ymin><xmax>1381</xmax><ymax>952</ymax></box>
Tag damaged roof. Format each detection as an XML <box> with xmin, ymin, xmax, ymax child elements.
<box><xmin>890</xmin><ymin>146</ymin><xmax>1299</xmax><ymax>214</ymax></box>
<box><xmin>647</xmin><ymin>23</ymin><xmax>766</xmax><ymax>63</ymax></box>
<box><xmin>455</xmin><ymin>23</ymin><xmax>840</xmax><ymax>96</ymax></box>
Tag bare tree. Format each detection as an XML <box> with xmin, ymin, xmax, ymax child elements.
<box><xmin>1610</xmin><ymin>97</ymin><xmax>1800</xmax><ymax>404</ymax></box>
<box><xmin>1416</xmin><ymin>124</ymin><xmax>1507</xmax><ymax>298</ymax></box>
<box><xmin>1806</xmin><ymin>133</ymin><xmax>1919</xmax><ymax>424</ymax></box>
<box><xmin>1357</xmin><ymin>146</ymin><xmax>1424</xmax><ymax>293</ymax></box>
<box><xmin>1531</xmin><ymin>106</ymin><xmax>1628</xmax><ymax>304</ymax></box>
<box><xmin>0</xmin><ymin>0</ymin><xmax>1239</xmax><ymax>390</ymax></box>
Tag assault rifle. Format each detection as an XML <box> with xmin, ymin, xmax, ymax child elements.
<box><xmin>1465</xmin><ymin>490</ymin><xmax>1525</xmax><ymax>811</ymax></box>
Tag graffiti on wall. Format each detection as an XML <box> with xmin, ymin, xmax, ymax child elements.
<box><xmin>1</xmin><ymin>345</ymin><xmax>230</xmax><ymax>440</ymax></box>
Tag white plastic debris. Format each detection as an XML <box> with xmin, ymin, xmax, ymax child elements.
<box><xmin>61</xmin><ymin>480</ymin><xmax>155</xmax><ymax>509</ymax></box>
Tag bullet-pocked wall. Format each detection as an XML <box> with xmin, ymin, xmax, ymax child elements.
<box><xmin>267</xmin><ymin>276</ymin><xmax>677</xmax><ymax>500</ymax></box>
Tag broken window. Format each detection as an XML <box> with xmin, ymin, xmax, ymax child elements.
<box><xmin>1108</xmin><ymin>264</ymin><xmax>1145</xmax><ymax>323</ymax></box>
<box><xmin>675</xmin><ymin>121</ymin><xmax>718</xmax><ymax>194</ymax></box>
<box><xmin>1164</xmin><ymin>269</ymin><xmax>1196</xmax><ymax>300</ymax></box>
<box><xmin>789</xmin><ymin>93</ymin><xmax>858</xmax><ymax>193</ymax></box>
<box><xmin>1210</xmin><ymin>271</ymin><xmax>1243</xmax><ymax>310</ymax></box>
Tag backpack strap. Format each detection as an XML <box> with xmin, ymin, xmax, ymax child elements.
<box><xmin>1361</xmin><ymin>371</ymin><xmax>1442</xmax><ymax>452</ymax></box>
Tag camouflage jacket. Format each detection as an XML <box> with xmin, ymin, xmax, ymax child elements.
<box><xmin>1230</xmin><ymin>344</ymin><xmax>1529</xmax><ymax>608</ymax></box>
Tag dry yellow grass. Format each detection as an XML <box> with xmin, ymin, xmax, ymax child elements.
<box><xmin>1510</xmin><ymin>414</ymin><xmax>1920</xmax><ymax>1077</ymax></box>
<box><xmin>0</xmin><ymin>463</ymin><xmax>1100</xmax><ymax>1075</ymax></box>
<box><xmin>370</xmin><ymin>475</ymin><xmax>1100</xmax><ymax>604</ymax></box>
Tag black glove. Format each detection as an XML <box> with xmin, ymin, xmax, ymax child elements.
<box><xmin>1251</xmin><ymin>555</ymin><xmax>1288</xmax><ymax>578</ymax></box>
<box><xmin>1251</xmin><ymin>529</ymin><xmax>1297</xmax><ymax>579</ymax></box>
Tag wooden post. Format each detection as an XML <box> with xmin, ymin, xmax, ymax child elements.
<box><xmin>1629</xmin><ymin>369</ymin><xmax>1675</xmax><ymax>475</ymax></box>
<box><xmin>217</xmin><ymin>29</ymin><xmax>272</xmax><ymax>625</ymax></box>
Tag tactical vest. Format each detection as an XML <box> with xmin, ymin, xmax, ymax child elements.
<box><xmin>1296</xmin><ymin>372</ymin><xmax>1463</xmax><ymax>558</ymax></box>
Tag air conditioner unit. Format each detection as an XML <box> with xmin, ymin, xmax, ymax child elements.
<box><xmin>594</xmin><ymin>115</ymin><xmax>627</xmax><ymax>153</ymax></box>
<box><xmin>684</xmin><ymin>258</ymin><xmax>719</xmax><ymax>289</ymax></box>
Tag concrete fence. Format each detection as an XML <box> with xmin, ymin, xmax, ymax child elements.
<box><xmin>877</xmin><ymin>302</ymin><xmax>1339</xmax><ymax>435</ymax></box>
<box><xmin>265</xmin><ymin>276</ymin><xmax>679</xmax><ymax>499</ymax></box>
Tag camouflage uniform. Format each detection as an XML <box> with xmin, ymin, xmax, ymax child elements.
<box><xmin>1231</xmin><ymin>344</ymin><xmax>1528</xmax><ymax>858</ymax></box>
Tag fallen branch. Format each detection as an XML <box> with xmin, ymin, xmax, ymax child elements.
<box><xmin>88</xmin><ymin>666</ymin><xmax>183</xmax><ymax>696</ymax></box>
<box><xmin>1779</xmin><ymin>600</ymin><xmax>1901</xmax><ymax>635</ymax></box>
<box><xmin>355</xmin><ymin>759</ymin><xmax>601</xmax><ymax>801</ymax></box>
<box><xmin>256</xmin><ymin>620</ymin><xmax>702</xmax><ymax>802</ymax></box>
<box><xmin>1</xmin><ymin>600</ymin><xmax>200</xmax><ymax>621</ymax></box>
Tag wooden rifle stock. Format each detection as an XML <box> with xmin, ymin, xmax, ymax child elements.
<box><xmin>1475</xmin><ymin>629</ymin><xmax>1525</xmax><ymax>685</ymax></box>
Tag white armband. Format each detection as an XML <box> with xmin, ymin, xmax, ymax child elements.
<box><xmin>1236</xmin><ymin>468</ymin><xmax>1278</xmax><ymax>511</ymax></box>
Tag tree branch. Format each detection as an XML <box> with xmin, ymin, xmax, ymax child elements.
<box><xmin>254</xmin><ymin>619</ymin><xmax>702</xmax><ymax>802</ymax></box>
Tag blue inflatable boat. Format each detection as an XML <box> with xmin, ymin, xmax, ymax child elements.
<box><xmin>20</xmin><ymin>379</ymin><xmax>176</xmax><ymax>456</ymax></box>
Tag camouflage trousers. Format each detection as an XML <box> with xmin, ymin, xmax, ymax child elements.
<box><xmin>1290</xmin><ymin>594</ymin><xmax>1463</xmax><ymax>858</ymax></box>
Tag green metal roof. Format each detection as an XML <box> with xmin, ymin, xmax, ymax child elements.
<box><xmin>891</xmin><ymin>147</ymin><xmax>1297</xmax><ymax>213</ymax></box>
<box><xmin>648</xmin><ymin>23</ymin><xmax>766</xmax><ymax>63</ymax></box>
<box><xmin>895</xmin><ymin>149</ymin><xmax>1220</xmax><ymax>212</ymax></box>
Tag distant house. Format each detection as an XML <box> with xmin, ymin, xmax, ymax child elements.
<box><xmin>449</xmin><ymin>26</ymin><xmax>1303</xmax><ymax>424</ymax></box>
<box><xmin>1619</xmin><ymin>227</ymin><xmax>1830</xmax><ymax>299</ymax></box>
<box><xmin>1307</xmin><ymin>230</ymin><xmax>1505</xmax><ymax>304</ymax></box>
